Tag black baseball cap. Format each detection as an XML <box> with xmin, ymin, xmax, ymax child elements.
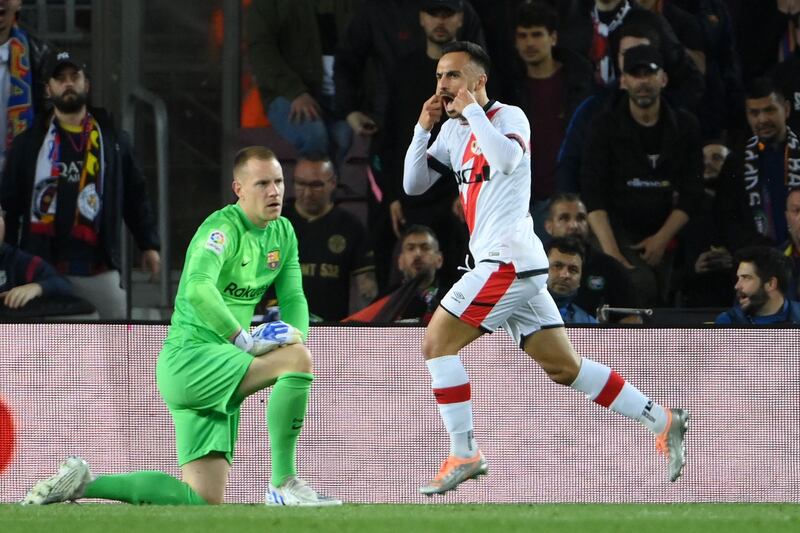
<box><xmin>421</xmin><ymin>0</ymin><xmax>463</xmax><ymax>14</ymax></box>
<box><xmin>622</xmin><ymin>44</ymin><xmax>663</xmax><ymax>75</ymax></box>
<box><xmin>44</xmin><ymin>50</ymin><xmax>88</xmax><ymax>80</ymax></box>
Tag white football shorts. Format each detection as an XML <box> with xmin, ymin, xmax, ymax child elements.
<box><xmin>439</xmin><ymin>260</ymin><xmax>564</xmax><ymax>347</ymax></box>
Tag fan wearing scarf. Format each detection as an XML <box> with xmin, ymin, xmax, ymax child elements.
<box><xmin>0</xmin><ymin>0</ymin><xmax>55</xmax><ymax>171</ymax></box>
<box><xmin>716</xmin><ymin>77</ymin><xmax>800</xmax><ymax>251</ymax></box>
<box><xmin>0</xmin><ymin>49</ymin><xmax>160</xmax><ymax>319</ymax></box>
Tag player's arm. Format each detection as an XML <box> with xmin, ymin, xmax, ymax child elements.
<box><xmin>461</xmin><ymin>100</ymin><xmax>527</xmax><ymax>175</ymax></box>
<box><xmin>404</xmin><ymin>95</ymin><xmax>448</xmax><ymax>196</ymax></box>
<box><xmin>183</xmin><ymin>226</ymin><xmax>242</xmax><ymax>340</ymax></box>
<box><xmin>273</xmin><ymin>224</ymin><xmax>309</xmax><ymax>339</ymax></box>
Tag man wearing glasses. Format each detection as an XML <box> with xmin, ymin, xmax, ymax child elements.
<box><xmin>282</xmin><ymin>156</ymin><xmax>377</xmax><ymax>321</ymax></box>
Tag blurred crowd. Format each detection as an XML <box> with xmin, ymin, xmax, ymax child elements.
<box><xmin>2</xmin><ymin>0</ymin><xmax>800</xmax><ymax>325</ymax></box>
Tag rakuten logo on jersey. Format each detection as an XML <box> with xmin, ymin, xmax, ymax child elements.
<box><xmin>223</xmin><ymin>282</ymin><xmax>268</xmax><ymax>299</ymax></box>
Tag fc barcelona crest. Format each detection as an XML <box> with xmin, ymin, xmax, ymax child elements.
<box><xmin>266</xmin><ymin>249</ymin><xmax>281</xmax><ymax>270</ymax></box>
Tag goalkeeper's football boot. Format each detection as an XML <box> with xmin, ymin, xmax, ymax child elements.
<box><xmin>20</xmin><ymin>456</ymin><xmax>93</xmax><ymax>505</ymax></box>
<box><xmin>655</xmin><ymin>408</ymin><xmax>689</xmax><ymax>482</ymax></box>
<box><xmin>419</xmin><ymin>451</ymin><xmax>488</xmax><ymax>496</ymax></box>
<box><xmin>266</xmin><ymin>476</ymin><xmax>342</xmax><ymax>506</ymax></box>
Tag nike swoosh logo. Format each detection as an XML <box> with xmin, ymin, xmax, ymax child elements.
<box><xmin>241</xmin><ymin>260</ymin><xmax>250</xmax><ymax>266</ymax></box>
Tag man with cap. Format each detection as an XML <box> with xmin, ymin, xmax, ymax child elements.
<box><xmin>580</xmin><ymin>44</ymin><xmax>704</xmax><ymax>306</ymax></box>
<box><xmin>0</xmin><ymin>49</ymin><xmax>161</xmax><ymax>318</ymax></box>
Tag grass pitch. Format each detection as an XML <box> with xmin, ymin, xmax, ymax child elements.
<box><xmin>0</xmin><ymin>503</ymin><xmax>798</xmax><ymax>533</ymax></box>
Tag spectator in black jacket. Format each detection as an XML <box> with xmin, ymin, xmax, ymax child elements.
<box><xmin>0</xmin><ymin>50</ymin><xmax>161</xmax><ymax>319</ymax></box>
<box><xmin>505</xmin><ymin>2</ymin><xmax>594</xmax><ymax>241</ymax></box>
<box><xmin>581</xmin><ymin>45</ymin><xmax>703</xmax><ymax>306</ymax></box>
<box><xmin>558</xmin><ymin>19</ymin><xmax>703</xmax><ymax>194</ymax></box>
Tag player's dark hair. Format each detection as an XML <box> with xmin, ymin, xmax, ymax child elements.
<box><xmin>516</xmin><ymin>1</ymin><xmax>559</xmax><ymax>33</ymax></box>
<box><xmin>233</xmin><ymin>146</ymin><xmax>278</xmax><ymax>175</ymax></box>
<box><xmin>441</xmin><ymin>41</ymin><xmax>492</xmax><ymax>74</ymax></box>
<box><xmin>734</xmin><ymin>246</ymin><xmax>791</xmax><ymax>293</ymax></box>
<box><xmin>401</xmin><ymin>224</ymin><xmax>441</xmax><ymax>251</ymax></box>
<box><xmin>547</xmin><ymin>192</ymin><xmax>583</xmax><ymax>219</ymax></box>
<box><xmin>746</xmin><ymin>76</ymin><xmax>786</xmax><ymax>101</ymax></box>
<box><xmin>546</xmin><ymin>236</ymin><xmax>586</xmax><ymax>262</ymax></box>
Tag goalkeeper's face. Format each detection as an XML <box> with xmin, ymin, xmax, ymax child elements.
<box><xmin>233</xmin><ymin>157</ymin><xmax>285</xmax><ymax>228</ymax></box>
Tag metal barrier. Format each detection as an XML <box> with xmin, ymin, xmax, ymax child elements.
<box><xmin>121</xmin><ymin>88</ymin><xmax>172</xmax><ymax>315</ymax></box>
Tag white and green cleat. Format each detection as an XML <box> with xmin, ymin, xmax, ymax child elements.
<box><xmin>20</xmin><ymin>456</ymin><xmax>93</xmax><ymax>505</ymax></box>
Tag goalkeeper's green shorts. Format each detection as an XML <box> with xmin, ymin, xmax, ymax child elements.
<box><xmin>156</xmin><ymin>338</ymin><xmax>253</xmax><ymax>466</ymax></box>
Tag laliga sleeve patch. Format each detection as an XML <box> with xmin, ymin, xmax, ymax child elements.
<box><xmin>205</xmin><ymin>230</ymin><xmax>227</xmax><ymax>254</ymax></box>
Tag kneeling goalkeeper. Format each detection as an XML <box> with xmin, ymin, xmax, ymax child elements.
<box><xmin>22</xmin><ymin>146</ymin><xmax>341</xmax><ymax>506</ymax></box>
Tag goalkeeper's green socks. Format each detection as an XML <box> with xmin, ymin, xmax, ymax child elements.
<box><xmin>267</xmin><ymin>372</ymin><xmax>314</xmax><ymax>486</ymax></box>
<box><xmin>83</xmin><ymin>471</ymin><xmax>207</xmax><ymax>505</ymax></box>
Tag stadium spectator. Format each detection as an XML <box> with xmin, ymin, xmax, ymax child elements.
<box><xmin>334</xmin><ymin>0</ymin><xmax>485</xmax><ymax>139</ymax></box>
<box><xmin>546</xmin><ymin>236</ymin><xmax>598</xmax><ymax>324</ymax></box>
<box><xmin>543</xmin><ymin>193</ymin><xmax>640</xmax><ymax>322</ymax></box>
<box><xmin>670</xmin><ymin>0</ymin><xmax>745</xmax><ymax>139</ymax></box>
<box><xmin>343</xmin><ymin>224</ymin><xmax>444</xmax><ymax>324</ymax></box>
<box><xmin>634</xmin><ymin>0</ymin><xmax>706</xmax><ymax>74</ymax></box>
<box><xmin>581</xmin><ymin>44</ymin><xmax>704</xmax><ymax>306</ymax></box>
<box><xmin>0</xmin><ymin>0</ymin><xmax>54</xmax><ymax>172</ymax></box>
<box><xmin>772</xmin><ymin>43</ymin><xmax>800</xmax><ymax>137</ymax></box>
<box><xmin>372</xmin><ymin>0</ymin><xmax>470</xmax><ymax>295</ymax></box>
<box><xmin>715</xmin><ymin>78</ymin><xmax>800</xmax><ymax>251</ymax></box>
<box><xmin>715</xmin><ymin>245</ymin><xmax>800</xmax><ymax>324</ymax></box>
<box><xmin>558</xmin><ymin>0</ymin><xmax>704</xmax><ymax>108</ymax></box>
<box><xmin>0</xmin><ymin>49</ymin><xmax>161</xmax><ymax>319</ymax></box>
<box><xmin>732</xmin><ymin>0</ymin><xmax>800</xmax><ymax>84</ymax></box>
<box><xmin>780</xmin><ymin>186</ymin><xmax>800</xmax><ymax>301</ymax></box>
<box><xmin>244</xmin><ymin>0</ymin><xmax>358</xmax><ymax>165</ymax></box>
<box><xmin>21</xmin><ymin>147</ymin><xmax>340</xmax><ymax>507</ymax></box>
<box><xmin>0</xmin><ymin>200</ymin><xmax>78</xmax><ymax>313</ymax></box>
<box><xmin>557</xmin><ymin>20</ymin><xmax>701</xmax><ymax>194</ymax></box>
<box><xmin>673</xmin><ymin>141</ymin><xmax>736</xmax><ymax>307</ymax></box>
<box><xmin>505</xmin><ymin>1</ymin><xmax>593</xmax><ymax>242</ymax></box>
<box><xmin>283</xmin><ymin>155</ymin><xmax>376</xmax><ymax>321</ymax></box>
<box><xmin>403</xmin><ymin>41</ymin><xmax>688</xmax><ymax>495</ymax></box>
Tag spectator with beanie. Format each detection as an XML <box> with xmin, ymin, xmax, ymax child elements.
<box><xmin>0</xmin><ymin>50</ymin><xmax>161</xmax><ymax>319</ymax></box>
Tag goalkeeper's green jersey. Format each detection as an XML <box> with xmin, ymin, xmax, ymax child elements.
<box><xmin>165</xmin><ymin>203</ymin><xmax>308</xmax><ymax>345</ymax></box>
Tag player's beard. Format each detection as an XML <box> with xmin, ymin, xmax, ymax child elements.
<box><xmin>52</xmin><ymin>90</ymin><xmax>88</xmax><ymax>114</ymax></box>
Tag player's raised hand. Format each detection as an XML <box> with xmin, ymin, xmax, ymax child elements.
<box><xmin>418</xmin><ymin>95</ymin><xmax>443</xmax><ymax>131</ymax></box>
<box><xmin>452</xmin><ymin>88</ymin><xmax>477</xmax><ymax>116</ymax></box>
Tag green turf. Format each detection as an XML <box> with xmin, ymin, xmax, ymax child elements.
<box><xmin>0</xmin><ymin>503</ymin><xmax>798</xmax><ymax>533</ymax></box>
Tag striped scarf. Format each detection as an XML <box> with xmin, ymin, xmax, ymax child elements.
<box><xmin>743</xmin><ymin>128</ymin><xmax>800</xmax><ymax>239</ymax></box>
<box><xmin>590</xmin><ymin>0</ymin><xmax>631</xmax><ymax>86</ymax></box>
<box><xmin>6</xmin><ymin>25</ymin><xmax>34</xmax><ymax>150</ymax></box>
<box><xmin>29</xmin><ymin>113</ymin><xmax>104</xmax><ymax>249</ymax></box>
